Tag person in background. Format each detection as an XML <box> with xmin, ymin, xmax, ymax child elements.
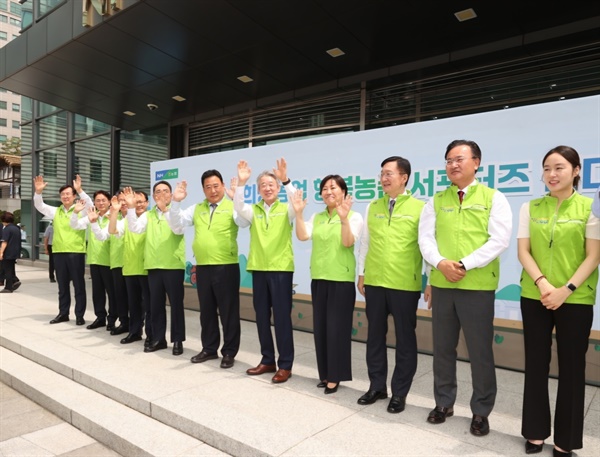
<box><xmin>0</xmin><ymin>212</ymin><xmax>22</xmax><ymax>293</ymax></box>
<box><xmin>17</xmin><ymin>223</ymin><xmax>26</xmax><ymax>242</ymax></box>
<box><xmin>418</xmin><ymin>139</ymin><xmax>512</xmax><ymax>437</ymax></box>
<box><xmin>292</xmin><ymin>174</ymin><xmax>363</xmax><ymax>394</ymax></box>
<box><xmin>44</xmin><ymin>223</ymin><xmax>56</xmax><ymax>283</ymax></box>
<box><xmin>33</xmin><ymin>175</ymin><xmax>93</xmax><ymax>325</ymax></box>
<box><xmin>234</xmin><ymin>158</ymin><xmax>296</xmax><ymax>384</ymax></box>
<box><xmin>517</xmin><ymin>146</ymin><xmax>599</xmax><ymax>457</ymax></box>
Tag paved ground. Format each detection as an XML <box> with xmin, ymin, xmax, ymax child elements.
<box><xmin>1</xmin><ymin>263</ymin><xmax>599</xmax><ymax>457</ymax></box>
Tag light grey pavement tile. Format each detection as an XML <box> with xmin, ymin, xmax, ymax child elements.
<box><xmin>0</xmin><ymin>408</ymin><xmax>64</xmax><ymax>442</ymax></box>
<box><xmin>176</xmin><ymin>444</ymin><xmax>230</xmax><ymax>456</ymax></box>
<box><xmin>0</xmin><ymin>395</ymin><xmax>41</xmax><ymax>419</ymax></box>
<box><xmin>0</xmin><ymin>436</ymin><xmax>54</xmax><ymax>457</ymax></box>
<box><xmin>56</xmin><ymin>442</ymin><xmax>122</xmax><ymax>457</ymax></box>
<box><xmin>21</xmin><ymin>423</ymin><xmax>96</xmax><ymax>455</ymax></box>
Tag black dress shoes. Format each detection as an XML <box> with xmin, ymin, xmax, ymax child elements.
<box><xmin>76</xmin><ymin>317</ymin><xmax>85</xmax><ymax>326</ymax></box>
<box><xmin>120</xmin><ymin>333</ymin><xmax>142</xmax><ymax>344</ymax></box>
<box><xmin>110</xmin><ymin>324</ymin><xmax>129</xmax><ymax>336</ymax></box>
<box><xmin>317</xmin><ymin>381</ymin><xmax>327</xmax><ymax>388</ymax></box>
<box><xmin>144</xmin><ymin>340</ymin><xmax>168</xmax><ymax>353</ymax></box>
<box><xmin>552</xmin><ymin>448</ymin><xmax>572</xmax><ymax>457</ymax></box>
<box><xmin>470</xmin><ymin>415</ymin><xmax>490</xmax><ymax>436</ymax></box>
<box><xmin>49</xmin><ymin>314</ymin><xmax>69</xmax><ymax>324</ymax></box>
<box><xmin>172</xmin><ymin>341</ymin><xmax>183</xmax><ymax>355</ymax></box>
<box><xmin>144</xmin><ymin>337</ymin><xmax>152</xmax><ymax>349</ymax></box>
<box><xmin>525</xmin><ymin>441</ymin><xmax>544</xmax><ymax>454</ymax></box>
<box><xmin>106</xmin><ymin>323</ymin><xmax>115</xmax><ymax>332</ymax></box>
<box><xmin>220</xmin><ymin>354</ymin><xmax>235</xmax><ymax>368</ymax></box>
<box><xmin>427</xmin><ymin>406</ymin><xmax>454</xmax><ymax>424</ymax></box>
<box><xmin>12</xmin><ymin>281</ymin><xmax>21</xmax><ymax>291</ymax></box>
<box><xmin>357</xmin><ymin>390</ymin><xmax>388</xmax><ymax>405</ymax></box>
<box><xmin>191</xmin><ymin>351</ymin><xmax>218</xmax><ymax>363</ymax></box>
<box><xmin>387</xmin><ymin>395</ymin><xmax>406</xmax><ymax>413</ymax></box>
<box><xmin>86</xmin><ymin>318</ymin><xmax>106</xmax><ymax>330</ymax></box>
<box><xmin>324</xmin><ymin>383</ymin><xmax>339</xmax><ymax>395</ymax></box>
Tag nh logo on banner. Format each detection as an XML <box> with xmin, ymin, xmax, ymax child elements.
<box><xmin>155</xmin><ymin>168</ymin><xmax>179</xmax><ymax>180</ymax></box>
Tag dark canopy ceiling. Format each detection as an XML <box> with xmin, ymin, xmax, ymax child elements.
<box><xmin>1</xmin><ymin>0</ymin><xmax>599</xmax><ymax>130</ymax></box>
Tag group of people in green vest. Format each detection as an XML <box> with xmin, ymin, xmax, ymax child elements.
<box><xmin>33</xmin><ymin>140</ymin><xmax>598</xmax><ymax>457</ymax></box>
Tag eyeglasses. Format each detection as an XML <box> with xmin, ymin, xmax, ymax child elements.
<box><xmin>378</xmin><ymin>172</ymin><xmax>407</xmax><ymax>179</ymax></box>
<box><xmin>445</xmin><ymin>156</ymin><xmax>475</xmax><ymax>166</ymax></box>
<box><xmin>153</xmin><ymin>189</ymin><xmax>171</xmax><ymax>195</ymax></box>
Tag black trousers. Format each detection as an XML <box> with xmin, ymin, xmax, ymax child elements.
<box><xmin>147</xmin><ymin>269</ymin><xmax>185</xmax><ymax>343</ymax></box>
<box><xmin>196</xmin><ymin>264</ymin><xmax>241</xmax><ymax>357</ymax></box>
<box><xmin>252</xmin><ymin>271</ymin><xmax>294</xmax><ymax>370</ymax></box>
<box><xmin>48</xmin><ymin>245</ymin><xmax>55</xmax><ymax>281</ymax></box>
<box><xmin>90</xmin><ymin>264</ymin><xmax>117</xmax><ymax>324</ymax></box>
<box><xmin>1</xmin><ymin>259</ymin><xmax>17</xmax><ymax>290</ymax></box>
<box><xmin>111</xmin><ymin>267</ymin><xmax>129</xmax><ymax>326</ymax></box>
<box><xmin>431</xmin><ymin>287</ymin><xmax>497</xmax><ymax>417</ymax></box>
<box><xmin>54</xmin><ymin>253</ymin><xmax>86</xmax><ymax>318</ymax></box>
<box><xmin>365</xmin><ymin>286</ymin><xmax>420</xmax><ymax>396</ymax></box>
<box><xmin>125</xmin><ymin>275</ymin><xmax>151</xmax><ymax>339</ymax></box>
<box><xmin>521</xmin><ymin>297</ymin><xmax>593</xmax><ymax>451</ymax></box>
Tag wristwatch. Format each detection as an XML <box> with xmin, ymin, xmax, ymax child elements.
<box><xmin>458</xmin><ymin>261</ymin><xmax>466</xmax><ymax>270</ymax></box>
<box><xmin>565</xmin><ymin>282</ymin><xmax>577</xmax><ymax>292</ymax></box>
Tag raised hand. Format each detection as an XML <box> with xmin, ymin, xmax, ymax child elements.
<box><xmin>111</xmin><ymin>195</ymin><xmax>122</xmax><ymax>213</ymax></box>
<box><xmin>73</xmin><ymin>175</ymin><xmax>83</xmax><ymax>194</ymax></box>
<box><xmin>87</xmin><ymin>206</ymin><xmax>99</xmax><ymax>223</ymax></box>
<box><xmin>225</xmin><ymin>177</ymin><xmax>238</xmax><ymax>200</ymax></box>
<box><xmin>122</xmin><ymin>187</ymin><xmax>136</xmax><ymax>208</ymax></box>
<box><xmin>73</xmin><ymin>199</ymin><xmax>87</xmax><ymax>214</ymax></box>
<box><xmin>291</xmin><ymin>189</ymin><xmax>306</xmax><ymax>214</ymax></box>
<box><xmin>172</xmin><ymin>181</ymin><xmax>187</xmax><ymax>202</ymax></box>
<box><xmin>237</xmin><ymin>160</ymin><xmax>252</xmax><ymax>185</ymax></box>
<box><xmin>34</xmin><ymin>175</ymin><xmax>47</xmax><ymax>194</ymax></box>
<box><xmin>336</xmin><ymin>194</ymin><xmax>353</xmax><ymax>220</ymax></box>
<box><xmin>273</xmin><ymin>157</ymin><xmax>288</xmax><ymax>183</ymax></box>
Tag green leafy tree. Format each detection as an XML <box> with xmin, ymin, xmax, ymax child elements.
<box><xmin>0</xmin><ymin>137</ymin><xmax>22</xmax><ymax>156</ymax></box>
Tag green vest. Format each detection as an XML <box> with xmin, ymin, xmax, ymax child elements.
<box><xmin>430</xmin><ymin>183</ymin><xmax>499</xmax><ymax>290</ymax></box>
<box><xmin>87</xmin><ymin>215</ymin><xmax>110</xmax><ymax>266</ymax></box>
<box><xmin>109</xmin><ymin>213</ymin><xmax>124</xmax><ymax>269</ymax></box>
<box><xmin>144</xmin><ymin>207</ymin><xmax>185</xmax><ymax>270</ymax></box>
<box><xmin>520</xmin><ymin>192</ymin><xmax>598</xmax><ymax>305</ymax></box>
<box><xmin>192</xmin><ymin>199</ymin><xmax>238</xmax><ymax>265</ymax></box>
<box><xmin>311</xmin><ymin>209</ymin><xmax>357</xmax><ymax>282</ymax></box>
<box><xmin>247</xmin><ymin>200</ymin><xmax>293</xmax><ymax>272</ymax></box>
<box><xmin>123</xmin><ymin>218</ymin><xmax>147</xmax><ymax>276</ymax></box>
<box><xmin>52</xmin><ymin>206</ymin><xmax>86</xmax><ymax>253</ymax></box>
<box><xmin>364</xmin><ymin>193</ymin><xmax>424</xmax><ymax>291</ymax></box>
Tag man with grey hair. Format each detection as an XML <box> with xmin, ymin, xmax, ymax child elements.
<box><xmin>234</xmin><ymin>158</ymin><xmax>296</xmax><ymax>383</ymax></box>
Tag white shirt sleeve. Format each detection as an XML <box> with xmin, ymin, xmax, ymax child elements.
<box><xmin>285</xmin><ymin>182</ymin><xmax>297</xmax><ymax>222</ymax></box>
<box><xmin>357</xmin><ymin>202</ymin><xmax>372</xmax><ymax>275</ymax></box>
<box><xmin>169</xmin><ymin>201</ymin><xmax>195</xmax><ymax>233</ymax></box>
<box><xmin>587</xmin><ymin>213</ymin><xmax>600</xmax><ymax>240</ymax></box>
<box><xmin>70</xmin><ymin>211</ymin><xmax>90</xmax><ymax>230</ymax></box>
<box><xmin>234</xmin><ymin>187</ymin><xmax>254</xmax><ymax>223</ymax></box>
<box><xmin>303</xmin><ymin>213</ymin><xmax>316</xmax><ymax>239</ymax></box>
<box><xmin>460</xmin><ymin>191</ymin><xmax>513</xmax><ymax>270</ymax></box>
<box><xmin>33</xmin><ymin>193</ymin><xmax>57</xmax><ymax>219</ymax></box>
<box><xmin>418</xmin><ymin>197</ymin><xmax>445</xmax><ymax>268</ymax></box>
<box><xmin>90</xmin><ymin>218</ymin><xmax>110</xmax><ymax>241</ymax></box>
<box><xmin>78</xmin><ymin>191</ymin><xmax>94</xmax><ymax>210</ymax></box>
<box><xmin>517</xmin><ymin>202</ymin><xmax>530</xmax><ymax>239</ymax></box>
<box><xmin>349</xmin><ymin>211</ymin><xmax>364</xmax><ymax>244</ymax></box>
<box><xmin>126</xmin><ymin>208</ymin><xmax>148</xmax><ymax>233</ymax></box>
<box><xmin>112</xmin><ymin>219</ymin><xmax>126</xmax><ymax>238</ymax></box>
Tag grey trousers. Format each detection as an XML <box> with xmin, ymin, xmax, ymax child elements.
<box><xmin>431</xmin><ymin>286</ymin><xmax>497</xmax><ymax>417</ymax></box>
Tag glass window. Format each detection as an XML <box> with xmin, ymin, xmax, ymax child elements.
<box><xmin>38</xmin><ymin>147</ymin><xmax>67</xmax><ymax>197</ymax></box>
<box><xmin>0</xmin><ymin>14</ymin><xmax>7</xmax><ymax>22</ymax></box>
<box><xmin>38</xmin><ymin>112</ymin><xmax>67</xmax><ymax>148</ymax></box>
<box><xmin>12</xmin><ymin>103</ymin><xmax>20</xmax><ymax>112</ymax></box>
<box><xmin>20</xmin><ymin>0</ymin><xmax>32</xmax><ymax>28</ymax></box>
<box><xmin>0</xmin><ymin>88</ymin><xmax>6</xmax><ymax>92</ymax></box>
<box><xmin>0</xmin><ymin>0</ymin><xmax>6</xmax><ymax>12</ymax></box>
<box><xmin>119</xmin><ymin>127</ymin><xmax>168</xmax><ymax>193</ymax></box>
<box><xmin>9</xmin><ymin>1</ymin><xmax>20</xmax><ymax>15</ymax></box>
<box><xmin>38</xmin><ymin>0</ymin><xmax>64</xmax><ymax>17</ymax></box>
<box><xmin>38</xmin><ymin>101</ymin><xmax>59</xmax><ymax>117</ymax></box>
<box><xmin>0</xmin><ymin>31</ymin><xmax>7</xmax><ymax>41</ymax></box>
<box><xmin>12</xmin><ymin>120</ymin><xmax>20</xmax><ymax>129</ymax></box>
<box><xmin>0</xmin><ymin>101</ymin><xmax>6</xmax><ymax>109</ymax></box>
<box><xmin>74</xmin><ymin>134</ymin><xmax>111</xmax><ymax>191</ymax></box>
<box><xmin>0</xmin><ymin>135</ymin><xmax>6</xmax><ymax>142</ymax></box>
<box><xmin>20</xmin><ymin>122</ymin><xmax>32</xmax><ymax>154</ymax></box>
<box><xmin>0</xmin><ymin>118</ymin><xmax>7</xmax><ymax>127</ymax></box>
<box><xmin>21</xmin><ymin>97</ymin><xmax>32</xmax><ymax>122</ymax></box>
<box><xmin>74</xmin><ymin>114</ymin><xmax>110</xmax><ymax>138</ymax></box>
<box><xmin>9</xmin><ymin>17</ymin><xmax>19</xmax><ymax>26</ymax></box>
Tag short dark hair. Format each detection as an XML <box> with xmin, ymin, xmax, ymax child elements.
<box><xmin>201</xmin><ymin>169</ymin><xmax>224</xmax><ymax>186</ymax></box>
<box><xmin>445</xmin><ymin>139</ymin><xmax>482</xmax><ymax>161</ymax></box>
<box><xmin>59</xmin><ymin>184</ymin><xmax>75</xmax><ymax>195</ymax></box>
<box><xmin>543</xmin><ymin>145</ymin><xmax>581</xmax><ymax>189</ymax></box>
<box><xmin>135</xmin><ymin>191</ymin><xmax>149</xmax><ymax>202</ymax></box>
<box><xmin>381</xmin><ymin>156</ymin><xmax>412</xmax><ymax>180</ymax></box>
<box><xmin>319</xmin><ymin>175</ymin><xmax>348</xmax><ymax>196</ymax></box>
<box><xmin>1</xmin><ymin>212</ymin><xmax>14</xmax><ymax>223</ymax></box>
<box><xmin>153</xmin><ymin>180</ymin><xmax>172</xmax><ymax>193</ymax></box>
<box><xmin>93</xmin><ymin>190</ymin><xmax>111</xmax><ymax>201</ymax></box>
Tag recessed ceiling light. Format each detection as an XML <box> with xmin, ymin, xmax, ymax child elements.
<box><xmin>559</xmin><ymin>96</ymin><xmax>566</xmax><ymax>100</ymax></box>
<box><xmin>326</xmin><ymin>47</ymin><xmax>345</xmax><ymax>58</ymax></box>
<box><xmin>123</xmin><ymin>111</ymin><xmax>136</xmax><ymax>116</ymax></box>
<box><xmin>237</xmin><ymin>75</ymin><xmax>254</xmax><ymax>83</ymax></box>
<box><xmin>454</xmin><ymin>8</ymin><xmax>477</xmax><ymax>22</ymax></box>
<box><xmin>172</xmin><ymin>95</ymin><xmax>186</xmax><ymax>102</ymax></box>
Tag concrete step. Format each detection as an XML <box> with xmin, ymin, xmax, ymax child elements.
<box><xmin>0</xmin><ymin>347</ymin><xmax>225</xmax><ymax>456</ymax></box>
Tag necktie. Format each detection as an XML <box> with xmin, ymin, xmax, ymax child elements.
<box><xmin>458</xmin><ymin>190</ymin><xmax>464</xmax><ymax>204</ymax></box>
<box><xmin>209</xmin><ymin>203</ymin><xmax>217</xmax><ymax>222</ymax></box>
<box><xmin>389</xmin><ymin>199</ymin><xmax>396</xmax><ymax>214</ymax></box>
